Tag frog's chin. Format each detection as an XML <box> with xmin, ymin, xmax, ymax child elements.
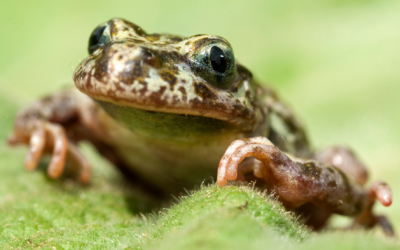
<box><xmin>96</xmin><ymin>100</ymin><xmax>254</xmax><ymax>141</ymax></box>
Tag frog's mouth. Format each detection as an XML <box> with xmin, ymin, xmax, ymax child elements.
<box><xmin>74</xmin><ymin>43</ymin><xmax>258</xmax><ymax>132</ymax></box>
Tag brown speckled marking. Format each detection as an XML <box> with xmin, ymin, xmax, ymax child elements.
<box><xmin>150</xmin><ymin>86</ymin><xmax>168</xmax><ymax>107</ymax></box>
<box><xmin>159</xmin><ymin>71</ymin><xmax>177</xmax><ymax>90</ymax></box>
<box><xmin>93</xmin><ymin>46</ymin><xmax>113</xmax><ymax>82</ymax></box>
<box><xmin>328</xmin><ymin>180</ymin><xmax>337</xmax><ymax>188</ymax></box>
<box><xmin>193</xmin><ymin>82</ymin><xmax>218</xmax><ymax>100</ymax></box>
<box><xmin>300</xmin><ymin>161</ymin><xmax>322</xmax><ymax>177</ymax></box>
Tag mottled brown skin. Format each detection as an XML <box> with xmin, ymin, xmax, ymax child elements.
<box><xmin>8</xmin><ymin>18</ymin><xmax>393</xmax><ymax>235</ymax></box>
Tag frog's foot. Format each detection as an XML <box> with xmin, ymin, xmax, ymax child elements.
<box><xmin>8</xmin><ymin>120</ymin><xmax>91</xmax><ymax>183</ymax></box>
<box><xmin>217</xmin><ymin>137</ymin><xmax>394</xmax><ymax>234</ymax></box>
<box><xmin>217</xmin><ymin>137</ymin><xmax>314</xmax><ymax>208</ymax></box>
<box><xmin>353</xmin><ymin>181</ymin><xmax>394</xmax><ymax>237</ymax></box>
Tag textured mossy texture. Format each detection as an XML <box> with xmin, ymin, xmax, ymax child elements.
<box><xmin>0</xmin><ymin>151</ymin><xmax>306</xmax><ymax>249</ymax></box>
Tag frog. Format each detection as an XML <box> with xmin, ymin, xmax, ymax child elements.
<box><xmin>7</xmin><ymin>18</ymin><xmax>394</xmax><ymax>235</ymax></box>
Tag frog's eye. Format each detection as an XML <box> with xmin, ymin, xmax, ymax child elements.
<box><xmin>188</xmin><ymin>42</ymin><xmax>236</xmax><ymax>88</ymax></box>
<box><xmin>88</xmin><ymin>23</ymin><xmax>110</xmax><ymax>54</ymax></box>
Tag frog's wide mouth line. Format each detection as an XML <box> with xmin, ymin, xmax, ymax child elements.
<box><xmin>89</xmin><ymin>93</ymin><xmax>257</xmax><ymax>132</ymax></box>
<box><xmin>96</xmin><ymin>100</ymin><xmax>251</xmax><ymax>140</ymax></box>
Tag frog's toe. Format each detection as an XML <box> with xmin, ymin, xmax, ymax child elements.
<box><xmin>370</xmin><ymin>181</ymin><xmax>392</xmax><ymax>207</ymax></box>
<box><xmin>217</xmin><ymin>137</ymin><xmax>275</xmax><ymax>186</ymax></box>
<box><xmin>353</xmin><ymin>180</ymin><xmax>394</xmax><ymax>236</ymax></box>
<box><xmin>44</xmin><ymin>122</ymin><xmax>91</xmax><ymax>183</ymax></box>
<box><xmin>24</xmin><ymin>124</ymin><xmax>46</xmax><ymax>171</ymax></box>
<box><xmin>45</xmin><ymin>123</ymin><xmax>68</xmax><ymax>178</ymax></box>
<box><xmin>67</xmin><ymin>142</ymin><xmax>91</xmax><ymax>184</ymax></box>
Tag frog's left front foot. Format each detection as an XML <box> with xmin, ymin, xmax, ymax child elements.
<box><xmin>8</xmin><ymin>120</ymin><xmax>91</xmax><ymax>184</ymax></box>
<box><xmin>217</xmin><ymin>137</ymin><xmax>394</xmax><ymax>235</ymax></box>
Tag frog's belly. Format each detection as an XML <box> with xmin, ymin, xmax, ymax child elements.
<box><xmin>115</xmin><ymin>133</ymin><xmax>244</xmax><ymax>192</ymax></box>
<box><xmin>95</xmin><ymin>107</ymin><xmax>251</xmax><ymax>193</ymax></box>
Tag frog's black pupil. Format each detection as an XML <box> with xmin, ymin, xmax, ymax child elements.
<box><xmin>210</xmin><ymin>46</ymin><xmax>227</xmax><ymax>73</ymax></box>
<box><xmin>89</xmin><ymin>25</ymin><xmax>106</xmax><ymax>48</ymax></box>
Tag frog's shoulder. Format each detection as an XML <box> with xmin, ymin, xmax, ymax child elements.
<box><xmin>255</xmin><ymin>83</ymin><xmax>311</xmax><ymax>157</ymax></box>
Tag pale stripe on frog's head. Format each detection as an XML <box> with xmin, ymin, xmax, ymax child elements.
<box><xmin>74</xmin><ymin>18</ymin><xmax>258</xmax><ymax>130</ymax></box>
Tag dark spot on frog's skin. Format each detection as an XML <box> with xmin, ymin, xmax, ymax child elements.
<box><xmin>159</xmin><ymin>71</ymin><xmax>177</xmax><ymax>90</ymax></box>
<box><xmin>171</xmin><ymin>95</ymin><xmax>180</xmax><ymax>105</ymax></box>
<box><xmin>193</xmin><ymin>82</ymin><xmax>218</xmax><ymax>100</ymax></box>
<box><xmin>107</xmin><ymin>89</ymin><xmax>117</xmax><ymax>100</ymax></box>
<box><xmin>185</xmin><ymin>41</ymin><xmax>190</xmax><ymax>46</ymax></box>
<box><xmin>328</xmin><ymin>180</ymin><xmax>337</xmax><ymax>189</ymax></box>
<box><xmin>117</xmin><ymin>61</ymin><xmax>143</xmax><ymax>86</ymax></box>
<box><xmin>110</xmin><ymin>19</ymin><xmax>145</xmax><ymax>38</ymax></box>
<box><xmin>137</xmin><ymin>80</ymin><xmax>148</xmax><ymax>95</ymax></box>
<box><xmin>132</xmin><ymin>62</ymin><xmax>143</xmax><ymax>78</ymax></box>
<box><xmin>171</xmin><ymin>65</ymin><xmax>180</xmax><ymax>75</ymax></box>
<box><xmin>232</xmin><ymin>103</ymin><xmax>251</xmax><ymax>117</ymax></box>
<box><xmin>118</xmin><ymin>55</ymin><xmax>123</xmax><ymax>60</ymax></box>
<box><xmin>170</xmin><ymin>36</ymin><xmax>183</xmax><ymax>42</ymax></box>
<box><xmin>178</xmin><ymin>86</ymin><xmax>187</xmax><ymax>101</ymax></box>
<box><xmin>94</xmin><ymin>45</ymin><xmax>114</xmax><ymax>82</ymax></box>
<box><xmin>191</xmin><ymin>97</ymin><xmax>201</xmax><ymax>105</ymax></box>
<box><xmin>149</xmin><ymin>86</ymin><xmax>168</xmax><ymax>107</ymax></box>
<box><xmin>121</xmin><ymin>19</ymin><xmax>146</xmax><ymax>37</ymax></box>
<box><xmin>300</xmin><ymin>161</ymin><xmax>322</xmax><ymax>177</ymax></box>
<box><xmin>141</xmin><ymin>50</ymin><xmax>162</xmax><ymax>69</ymax></box>
<box><xmin>245</xmin><ymin>90</ymin><xmax>251</xmax><ymax>99</ymax></box>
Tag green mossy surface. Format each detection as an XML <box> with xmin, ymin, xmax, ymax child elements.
<box><xmin>1</xmin><ymin>0</ymin><xmax>400</xmax><ymax>249</ymax></box>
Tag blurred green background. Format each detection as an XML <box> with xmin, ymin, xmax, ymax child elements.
<box><xmin>1</xmin><ymin>0</ymin><xmax>400</xmax><ymax>249</ymax></box>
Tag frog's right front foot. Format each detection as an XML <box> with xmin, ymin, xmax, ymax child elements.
<box><xmin>217</xmin><ymin>137</ymin><xmax>394</xmax><ymax>235</ymax></box>
<box><xmin>8</xmin><ymin>120</ymin><xmax>91</xmax><ymax>183</ymax></box>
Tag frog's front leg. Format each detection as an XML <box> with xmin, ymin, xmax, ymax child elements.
<box><xmin>217</xmin><ymin>137</ymin><xmax>393</xmax><ymax>234</ymax></box>
<box><xmin>7</xmin><ymin>90</ymin><xmax>92</xmax><ymax>183</ymax></box>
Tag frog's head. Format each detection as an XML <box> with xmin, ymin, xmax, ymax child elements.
<box><xmin>74</xmin><ymin>18</ymin><xmax>260</xmax><ymax>137</ymax></box>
